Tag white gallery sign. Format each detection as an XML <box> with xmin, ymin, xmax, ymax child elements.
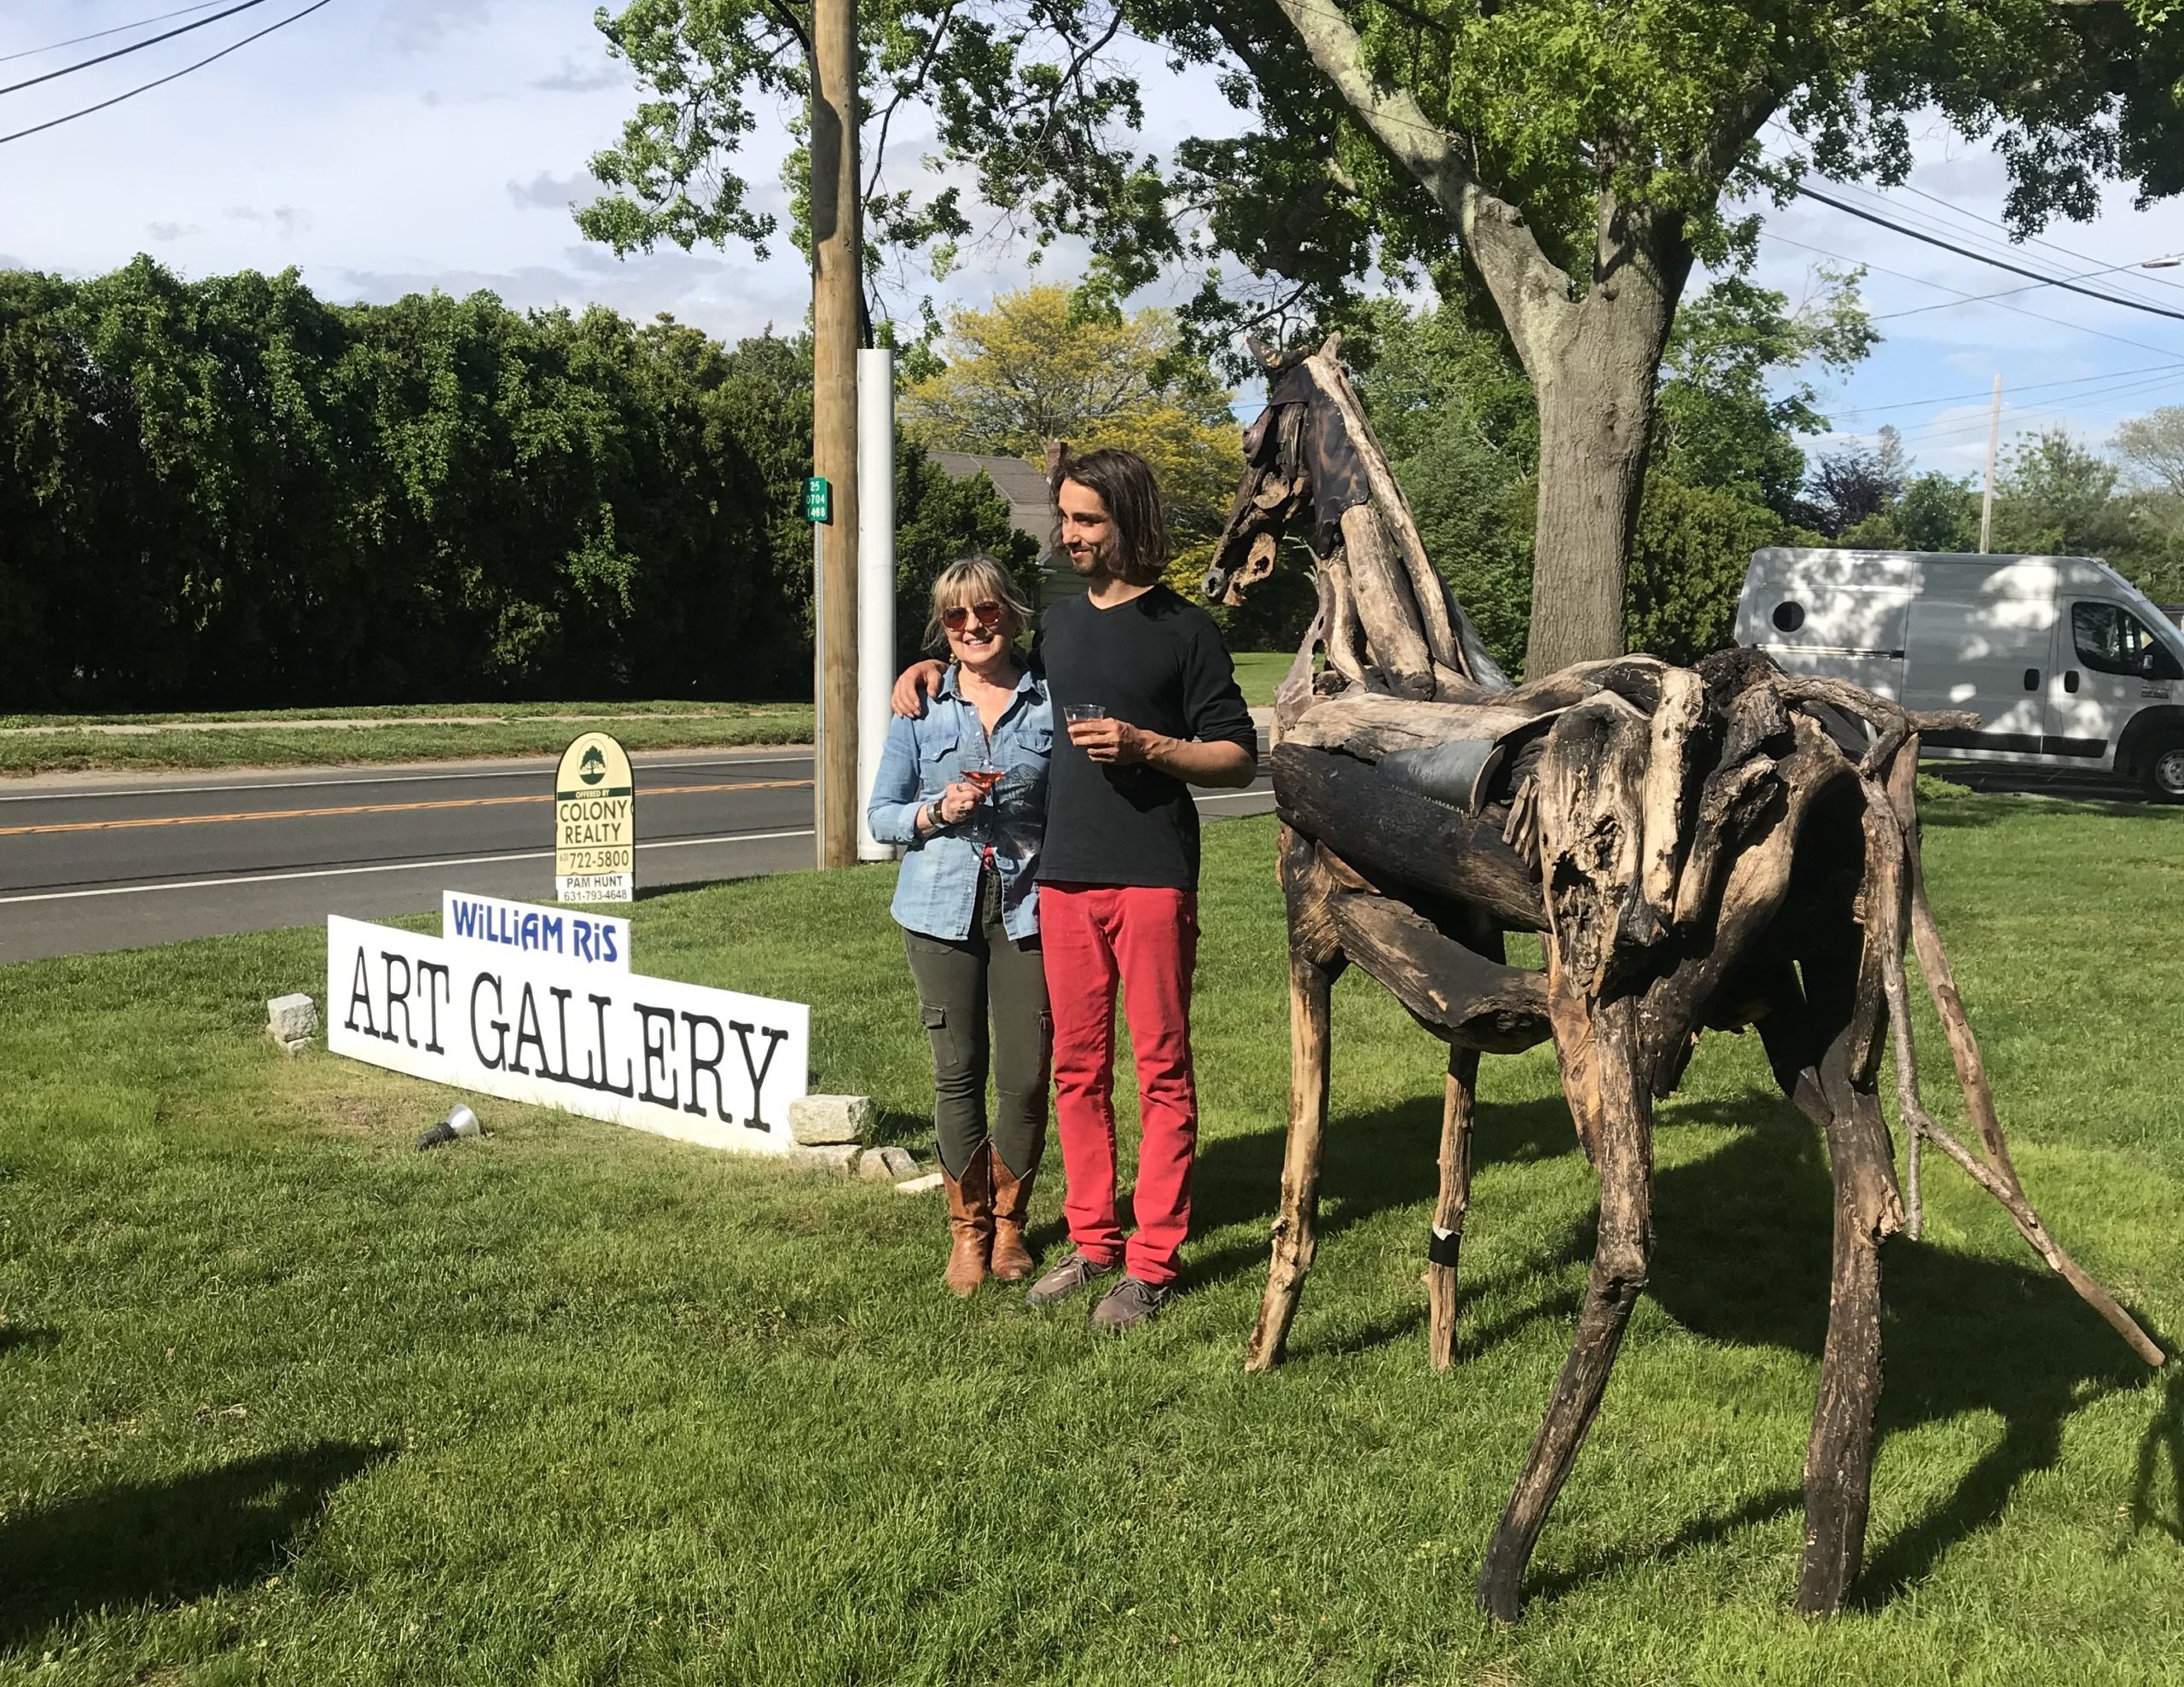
<box><xmin>326</xmin><ymin>913</ymin><xmax>808</xmax><ymax>1155</ymax></box>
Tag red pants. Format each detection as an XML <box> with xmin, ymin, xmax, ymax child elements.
<box><xmin>1039</xmin><ymin>883</ymin><xmax>1199</xmax><ymax>1287</ymax></box>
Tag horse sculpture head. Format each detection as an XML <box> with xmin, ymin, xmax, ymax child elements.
<box><xmin>1201</xmin><ymin>334</ymin><xmax>1508</xmax><ymax>710</ymax></box>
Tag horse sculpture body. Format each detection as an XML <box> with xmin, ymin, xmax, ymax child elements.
<box><xmin>1204</xmin><ymin>335</ymin><xmax>2164</xmax><ymax>1620</ymax></box>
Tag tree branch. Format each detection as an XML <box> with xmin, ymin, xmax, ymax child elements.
<box><xmin>1266</xmin><ymin>0</ymin><xmax>1570</xmax><ymax>358</ymax></box>
<box><xmin>1027</xmin><ymin>0</ymin><xmax>1127</xmax><ymax>151</ymax></box>
<box><xmin>866</xmin><ymin>0</ymin><xmax>961</xmax><ymax>206</ymax></box>
<box><xmin>758</xmin><ymin>0</ymin><xmax>813</xmax><ymax>68</ymax></box>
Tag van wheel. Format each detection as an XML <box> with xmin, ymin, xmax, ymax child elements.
<box><xmin>2144</xmin><ymin>740</ymin><xmax>2184</xmax><ymax>803</ymax></box>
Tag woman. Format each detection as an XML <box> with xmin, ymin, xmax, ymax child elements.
<box><xmin>867</xmin><ymin>557</ymin><xmax>1052</xmax><ymax>1294</ymax></box>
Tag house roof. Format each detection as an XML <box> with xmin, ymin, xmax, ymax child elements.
<box><xmin>930</xmin><ymin>451</ymin><xmax>1084</xmax><ymax>603</ymax></box>
<box><xmin>930</xmin><ymin>451</ymin><xmax>1054</xmax><ymax>548</ymax></box>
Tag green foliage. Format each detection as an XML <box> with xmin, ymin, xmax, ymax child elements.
<box><xmin>899</xmin><ymin>282</ymin><xmax>1243</xmax><ymax>544</ymax></box>
<box><xmin>1627</xmin><ymin>479</ymin><xmax>1783</xmax><ymax>665</ymax></box>
<box><xmin>1653</xmin><ymin>274</ymin><xmax>1874</xmax><ymax>520</ymax></box>
<box><xmin>892</xmin><ymin>451</ymin><xmax>1041</xmax><ymax>665</ymax></box>
<box><xmin>1839</xmin><ymin>470</ymin><xmax>1982</xmax><ymax>553</ymax></box>
<box><xmin>582</xmin><ymin>0</ymin><xmax>2184</xmax><ymax>349</ymax></box>
<box><xmin>0</xmin><ymin>259</ymin><xmax>1019</xmax><ymax>712</ymax></box>
<box><xmin>581</xmin><ymin>0</ymin><xmax>2184</xmax><ymax>664</ymax></box>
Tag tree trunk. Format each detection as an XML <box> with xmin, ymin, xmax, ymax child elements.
<box><xmin>1523</xmin><ymin>306</ymin><xmax>1666</xmax><ymax>677</ymax></box>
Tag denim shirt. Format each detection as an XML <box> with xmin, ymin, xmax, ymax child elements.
<box><xmin>866</xmin><ymin>664</ymin><xmax>1050</xmax><ymax>941</ymax></box>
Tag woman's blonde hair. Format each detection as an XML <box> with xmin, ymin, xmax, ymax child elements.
<box><xmin>922</xmin><ymin>555</ymin><xmax>1033</xmax><ymax>654</ymax></box>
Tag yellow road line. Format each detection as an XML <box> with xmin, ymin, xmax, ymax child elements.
<box><xmin>0</xmin><ymin>779</ymin><xmax>810</xmax><ymax>838</ymax></box>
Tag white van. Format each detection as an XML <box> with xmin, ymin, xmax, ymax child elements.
<box><xmin>1734</xmin><ymin>548</ymin><xmax>2184</xmax><ymax>800</ymax></box>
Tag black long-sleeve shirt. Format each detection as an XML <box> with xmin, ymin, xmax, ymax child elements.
<box><xmin>1032</xmin><ymin>585</ymin><xmax>1257</xmax><ymax>890</ymax></box>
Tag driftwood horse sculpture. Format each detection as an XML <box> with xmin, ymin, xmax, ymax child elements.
<box><xmin>1204</xmin><ymin>335</ymin><xmax>2164</xmax><ymax>1620</ymax></box>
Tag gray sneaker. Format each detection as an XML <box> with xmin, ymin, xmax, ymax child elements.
<box><xmin>1089</xmin><ymin>1275</ymin><xmax>1170</xmax><ymax>1334</ymax></box>
<box><xmin>1025</xmin><ymin>1248</ymin><xmax>1118</xmax><ymax>1308</ymax></box>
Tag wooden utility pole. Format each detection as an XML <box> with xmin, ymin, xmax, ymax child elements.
<box><xmin>1978</xmin><ymin>374</ymin><xmax>2001</xmax><ymax>555</ymax></box>
<box><xmin>810</xmin><ymin>0</ymin><xmax>861</xmax><ymax>867</ymax></box>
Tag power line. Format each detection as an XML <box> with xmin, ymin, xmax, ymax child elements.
<box><xmin>1827</xmin><ymin>362</ymin><xmax>2184</xmax><ymax>421</ymax></box>
<box><xmin>1792</xmin><ymin>182</ymin><xmax>2184</xmax><ymax>325</ymax></box>
<box><xmin>1895</xmin><ymin>371</ymin><xmax>2184</xmax><ymax>445</ymax></box>
<box><xmin>1761</xmin><ymin>122</ymin><xmax>2184</xmax><ymax>304</ymax></box>
<box><xmin>1761</xmin><ymin>230</ymin><xmax>2184</xmax><ymax>361</ymax></box>
<box><xmin>1884</xmin><ymin>172</ymin><xmax>2184</xmax><ymax>300</ymax></box>
<box><xmin>1873</xmin><ymin>254</ymin><xmax>2181</xmax><ymax>323</ymax></box>
<box><xmin>0</xmin><ymin>0</ymin><xmax>276</xmax><ymax>100</ymax></box>
<box><xmin>0</xmin><ymin>0</ymin><xmax>335</xmax><ymax>148</ymax></box>
<box><xmin>0</xmin><ymin>1</ymin><xmax>227</xmax><ymax>65</ymax></box>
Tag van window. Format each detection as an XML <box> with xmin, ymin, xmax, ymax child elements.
<box><xmin>2071</xmin><ymin>602</ymin><xmax>2183</xmax><ymax>679</ymax></box>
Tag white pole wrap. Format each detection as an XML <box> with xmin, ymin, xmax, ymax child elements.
<box><xmin>855</xmin><ymin>347</ymin><xmax>897</xmax><ymax>861</ymax></box>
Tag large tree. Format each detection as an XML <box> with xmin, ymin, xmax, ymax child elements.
<box><xmin>582</xmin><ymin>0</ymin><xmax>2184</xmax><ymax>672</ymax></box>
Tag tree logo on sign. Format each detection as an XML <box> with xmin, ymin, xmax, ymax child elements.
<box><xmin>579</xmin><ymin>746</ymin><xmax>607</xmax><ymax>785</ymax></box>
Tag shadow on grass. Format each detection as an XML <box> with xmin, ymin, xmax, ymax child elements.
<box><xmin>1519</xmin><ymin>1091</ymin><xmax>2153</xmax><ymax>1605</ymax></box>
<box><xmin>0</xmin><ymin>1441</ymin><xmax>392</xmax><ymax>1649</ymax></box>
<box><xmin>1197</xmin><ymin>1070</ymin><xmax>2158</xmax><ymax>1605</ymax></box>
<box><xmin>1182</xmin><ymin>1092</ymin><xmax>1583</xmax><ymax>1297</ymax></box>
<box><xmin>0</xmin><ymin>1326</ymin><xmax>57</xmax><ymax>1358</ymax></box>
<box><xmin>1914</xmin><ymin>773</ymin><xmax>2176</xmax><ymax>828</ymax></box>
<box><xmin>2129</xmin><ymin>1369</ymin><xmax>2184</xmax><ymax>1548</ymax></box>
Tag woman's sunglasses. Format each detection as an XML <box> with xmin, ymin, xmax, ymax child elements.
<box><xmin>942</xmin><ymin>601</ymin><xmax>1005</xmax><ymax>631</ymax></box>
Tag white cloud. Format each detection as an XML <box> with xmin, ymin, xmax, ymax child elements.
<box><xmin>533</xmin><ymin>56</ymin><xmax>624</xmax><ymax>94</ymax></box>
<box><xmin>508</xmin><ymin>172</ymin><xmax>601</xmax><ymax>211</ymax></box>
<box><xmin>224</xmin><ymin>205</ymin><xmax>313</xmax><ymax>236</ymax></box>
<box><xmin>147</xmin><ymin>222</ymin><xmax>200</xmax><ymax>242</ymax></box>
<box><xmin>378</xmin><ymin>0</ymin><xmax>491</xmax><ymax>55</ymax></box>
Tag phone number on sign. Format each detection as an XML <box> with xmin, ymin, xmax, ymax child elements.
<box><xmin>558</xmin><ymin>848</ymin><xmax>632</xmax><ymax>872</ymax></box>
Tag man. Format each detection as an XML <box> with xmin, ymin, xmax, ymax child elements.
<box><xmin>895</xmin><ymin>447</ymin><xmax>1257</xmax><ymax>1330</ymax></box>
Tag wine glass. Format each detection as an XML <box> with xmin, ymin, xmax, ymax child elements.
<box><xmin>961</xmin><ymin>752</ymin><xmax>1003</xmax><ymax>803</ymax></box>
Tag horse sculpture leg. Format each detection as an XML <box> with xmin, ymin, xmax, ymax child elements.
<box><xmin>1477</xmin><ymin>995</ymin><xmax>1654</xmax><ymax>1621</ymax></box>
<box><xmin>1788</xmin><ymin>797</ymin><xmax>1908</xmax><ymax>1615</ymax></box>
<box><xmin>1246</xmin><ymin>949</ymin><xmax>1337</xmax><ymax>1371</ymax></box>
<box><xmin>1427</xmin><ymin>1044</ymin><xmax>1480</xmax><ymax>1372</ymax></box>
<box><xmin>1798</xmin><ymin>1028</ymin><xmax>1898</xmax><ymax>1616</ymax></box>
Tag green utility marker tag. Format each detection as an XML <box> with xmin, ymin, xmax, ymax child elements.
<box><xmin>804</xmin><ymin>475</ymin><xmax>832</xmax><ymax>524</ymax></box>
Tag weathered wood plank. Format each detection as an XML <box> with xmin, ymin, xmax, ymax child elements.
<box><xmin>1272</xmin><ymin>743</ymin><xmax>1547</xmax><ymax>932</ymax></box>
<box><xmin>1329</xmin><ymin>892</ymin><xmax>1551</xmax><ymax>1052</ymax></box>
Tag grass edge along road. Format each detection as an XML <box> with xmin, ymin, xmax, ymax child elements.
<box><xmin>0</xmin><ymin>656</ymin><xmax>1293</xmax><ymax>778</ymax></box>
<box><xmin>0</xmin><ymin>702</ymin><xmax>815</xmax><ymax>778</ymax></box>
<box><xmin>3</xmin><ymin>808</ymin><xmax>2181</xmax><ymax>1684</ymax></box>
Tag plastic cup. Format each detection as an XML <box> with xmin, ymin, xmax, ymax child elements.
<box><xmin>1064</xmin><ymin>704</ymin><xmax>1108</xmax><ymax>723</ymax></box>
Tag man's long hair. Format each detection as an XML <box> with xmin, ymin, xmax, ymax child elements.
<box><xmin>1052</xmin><ymin>446</ymin><xmax>1170</xmax><ymax>588</ymax></box>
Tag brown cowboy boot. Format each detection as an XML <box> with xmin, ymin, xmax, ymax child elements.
<box><xmin>940</xmin><ymin>1143</ymin><xmax>994</xmax><ymax>1295</ymax></box>
<box><xmin>989</xmin><ymin>1149</ymin><xmax>1040</xmax><ymax>1282</ymax></box>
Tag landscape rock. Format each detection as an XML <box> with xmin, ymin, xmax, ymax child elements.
<box><xmin>787</xmin><ymin>1144</ymin><xmax>860</xmax><ymax>1174</ymax></box>
<box><xmin>265</xmin><ymin>993</ymin><xmax>317</xmax><ymax>1053</ymax></box>
<box><xmin>894</xmin><ymin>1172</ymin><xmax>944</xmax><ymax>1195</ymax></box>
<box><xmin>858</xmin><ymin>1145</ymin><xmax>920</xmax><ymax>1183</ymax></box>
<box><xmin>787</xmin><ymin>1094</ymin><xmax>873</xmax><ymax>1146</ymax></box>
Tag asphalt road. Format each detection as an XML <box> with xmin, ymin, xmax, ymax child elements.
<box><xmin>0</xmin><ymin>747</ymin><xmax>1277</xmax><ymax>964</ymax></box>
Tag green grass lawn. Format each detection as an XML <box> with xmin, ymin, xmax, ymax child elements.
<box><xmin>0</xmin><ymin>702</ymin><xmax>813</xmax><ymax>778</ymax></box>
<box><xmin>3</xmin><ymin>805</ymin><xmax>2181</xmax><ymax>1684</ymax></box>
<box><xmin>1228</xmin><ymin>651</ymin><xmax>1295</xmax><ymax>709</ymax></box>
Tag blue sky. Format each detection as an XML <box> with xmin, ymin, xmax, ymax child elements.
<box><xmin>9</xmin><ymin>0</ymin><xmax>2184</xmax><ymax>486</ymax></box>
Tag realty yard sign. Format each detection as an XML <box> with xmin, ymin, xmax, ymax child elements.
<box><xmin>327</xmin><ymin>899</ymin><xmax>808</xmax><ymax>1155</ymax></box>
<box><xmin>555</xmin><ymin>731</ymin><xmax>634</xmax><ymax>903</ymax></box>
